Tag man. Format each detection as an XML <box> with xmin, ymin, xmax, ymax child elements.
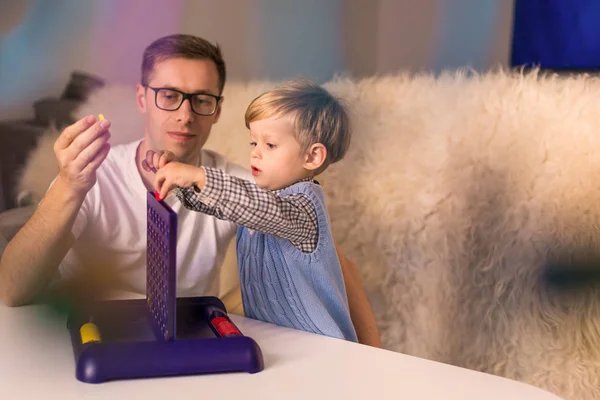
<box><xmin>0</xmin><ymin>34</ymin><xmax>381</xmax><ymax>347</ymax></box>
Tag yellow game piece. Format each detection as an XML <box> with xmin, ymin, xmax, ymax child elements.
<box><xmin>80</xmin><ymin>322</ymin><xmax>102</xmax><ymax>344</ymax></box>
<box><xmin>98</xmin><ymin>114</ymin><xmax>105</xmax><ymax>121</ymax></box>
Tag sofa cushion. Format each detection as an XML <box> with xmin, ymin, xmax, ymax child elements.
<box><xmin>0</xmin><ymin>205</ymin><xmax>35</xmax><ymax>242</ymax></box>
<box><xmin>60</xmin><ymin>71</ymin><xmax>105</xmax><ymax>101</ymax></box>
<box><xmin>14</xmin><ymin>70</ymin><xmax>600</xmax><ymax>398</ymax></box>
<box><xmin>0</xmin><ymin>228</ymin><xmax>7</xmax><ymax>257</ymax></box>
<box><xmin>0</xmin><ymin>206</ymin><xmax>32</xmax><ymax>264</ymax></box>
<box><xmin>33</xmin><ymin>98</ymin><xmax>80</xmax><ymax>128</ymax></box>
<box><xmin>0</xmin><ymin>120</ymin><xmax>47</xmax><ymax>211</ymax></box>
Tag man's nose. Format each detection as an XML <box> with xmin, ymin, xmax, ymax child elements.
<box><xmin>176</xmin><ymin>98</ymin><xmax>195</xmax><ymax>124</ymax></box>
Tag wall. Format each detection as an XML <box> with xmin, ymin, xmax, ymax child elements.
<box><xmin>0</xmin><ymin>0</ymin><xmax>515</xmax><ymax>120</ymax></box>
<box><xmin>0</xmin><ymin>0</ymin><xmax>185</xmax><ymax>120</ymax></box>
<box><xmin>345</xmin><ymin>0</ymin><xmax>515</xmax><ymax>75</ymax></box>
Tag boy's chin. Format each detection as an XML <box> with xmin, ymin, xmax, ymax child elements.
<box><xmin>254</xmin><ymin>177</ymin><xmax>273</xmax><ymax>190</ymax></box>
<box><xmin>261</xmin><ymin>181</ymin><xmax>288</xmax><ymax>191</ymax></box>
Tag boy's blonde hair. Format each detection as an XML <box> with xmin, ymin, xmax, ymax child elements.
<box><xmin>244</xmin><ymin>79</ymin><xmax>351</xmax><ymax>173</ymax></box>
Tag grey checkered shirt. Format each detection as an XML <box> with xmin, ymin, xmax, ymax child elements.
<box><xmin>175</xmin><ymin>167</ymin><xmax>319</xmax><ymax>253</ymax></box>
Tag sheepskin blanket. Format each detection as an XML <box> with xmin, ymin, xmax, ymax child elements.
<box><xmin>18</xmin><ymin>70</ymin><xmax>600</xmax><ymax>399</ymax></box>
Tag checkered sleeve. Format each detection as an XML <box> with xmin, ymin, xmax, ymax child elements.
<box><xmin>175</xmin><ymin>167</ymin><xmax>318</xmax><ymax>252</ymax></box>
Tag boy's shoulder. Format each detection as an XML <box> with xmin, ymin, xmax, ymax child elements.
<box><xmin>280</xmin><ymin>180</ymin><xmax>325</xmax><ymax>202</ymax></box>
<box><xmin>285</xmin><ymin>179</ymin><xmax>322</xmax><ymax>191</ymax></box>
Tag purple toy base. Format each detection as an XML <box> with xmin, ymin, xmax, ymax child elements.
<box><xmin>67</xmin><ymin>297</ymin><xmax>264</xmax><ymax>383</ymax></box>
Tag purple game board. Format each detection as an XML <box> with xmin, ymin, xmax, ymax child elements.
<box><xmin>146</xmin><ymin>191</ymin><xmax>177</xmax><ymax>341</ymax></box>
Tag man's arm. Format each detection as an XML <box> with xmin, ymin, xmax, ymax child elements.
<box><xmin>336</xmin><ymin>245</ymin><xmax>382</xmax><ymax>348</ymax></box>
<box><xmin>0</xmin><ymin>180</ymin><xmax>80</xmax><ymax>306</ymax></box>
<box><xmin>0</xmin><ymin>116</ymin><xmax>110</xmax><ymax>307</ymax></box>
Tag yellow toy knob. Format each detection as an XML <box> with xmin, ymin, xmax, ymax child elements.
<box><xmin>80</xmin><ymin>322</ymin><xmax>102</xmax><ymax>344</ymax></box>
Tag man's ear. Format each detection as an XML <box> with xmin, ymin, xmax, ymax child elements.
<box><xmin>136</xmin><ymin>83</ymin><xmax>147</xmax><ymax>113</ymax></box>
<box><xmin>304</xmin><ymin>143</ymin><xmax>327</xmax><ymax>172</ymax></box>
<box><xmin>213</xmin><ymin>96</ymin><xmax>224</xmax><ymax>123</ymax></box>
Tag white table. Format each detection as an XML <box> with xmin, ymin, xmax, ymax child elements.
<box><xmin>0</xmin><ymin>303</ymin><xmax>562</xmax><ymax>400</ymax></box>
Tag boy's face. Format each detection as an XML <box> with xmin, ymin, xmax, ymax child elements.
<box><xmin>136</xmin><ymin>57</ymin><xmax>222</xmax><ymax>165</ymax></box>
<box><xmin>249</xmin><ymin>116</ymin><xmax>311</xmax><ymax>190</ymax></box>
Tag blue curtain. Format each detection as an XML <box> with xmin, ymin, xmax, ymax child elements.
<box><xmin>511</xmin><ymin>0</ymin><xmax>600</xmax><ymax>70</ymax></box>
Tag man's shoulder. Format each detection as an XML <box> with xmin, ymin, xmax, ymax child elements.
<box><xmin>104</xmin><ymin>139</ymin><xmax>141</xmax><ymax>166</ymax></box>
<box><xmin>201</xmin><ymin>149</ymin><xmax>252</xmax><ymax>180</ymax></box>
<box><xmin>95</xmin><ymin>139</ymin><xmax>140</xmax><ymax>179</ymax></box>
<box><xmin>93</xmin><ymin>139</ymin><xmax>140</xmax><ymax>190</ymax></box>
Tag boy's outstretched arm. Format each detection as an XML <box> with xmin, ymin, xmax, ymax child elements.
<box><xmin>149</xmin><ymin>153</ymin><xmax>382</xmax><ymax>346</ymax></box>
<box><xmin>335</xmin><ymin>245</ymin><xmax>382</xmax><ymax>348</ymax></box>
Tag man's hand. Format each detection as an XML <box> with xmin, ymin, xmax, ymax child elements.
<box><xmin>53</xmin><ymin>115</ymin><xmax>111</xmax><ymax>196</ymax></box>
<box><xmin>143</xmin><ymin>150</ymin><xmax>205</xmax><ymax>200</ymax></box>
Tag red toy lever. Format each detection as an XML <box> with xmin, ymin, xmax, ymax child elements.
<box><xmin>211</xmin><ymin>316</ymin><xmax>242</xmax><ymax>337</ymax></box>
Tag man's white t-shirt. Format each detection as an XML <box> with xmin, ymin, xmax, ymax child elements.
<box><xmin>59</xmin><ymin>139</ymin><xmax>252</xmax><ymax>297</ymax></box>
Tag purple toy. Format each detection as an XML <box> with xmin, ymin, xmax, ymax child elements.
<box><xmin>66</xmin><ymin>191</ymin><xmax>264</xmax><ymax>383</ymax></box>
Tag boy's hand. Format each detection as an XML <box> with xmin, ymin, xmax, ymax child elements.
<box><xmin>143</xmin><ymin>150</ymin><xmax>176</xmax><ymax>172</ymax></box>
<box><xmin>152</xmin><ymin>160</ymin><xmax>206</xmax><ymax>200</ymax></box>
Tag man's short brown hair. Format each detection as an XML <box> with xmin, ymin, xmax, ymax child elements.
<box><xmin>141</xmin><ymin>34</ymin><xmax>226</xmax><ymax>94</ymax></box>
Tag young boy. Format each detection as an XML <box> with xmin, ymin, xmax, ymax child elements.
<box><xmin>145</xmin><ymin>79</ymin><xmax>357</xmax><ymax>341</ymax></box>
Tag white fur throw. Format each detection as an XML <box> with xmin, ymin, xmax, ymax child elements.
<box><xmin>18</xmin><ymin>70</ymin><xmax>600</xmax><ymax>399</ymax></box>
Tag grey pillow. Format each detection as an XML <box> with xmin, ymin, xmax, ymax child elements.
<box><xmin>0</xmin><ymin>228</ymin><xmax>7</xmax><ymax>261</ymax></box>
<box><xmin>0</xmin><ymin>206</ymin><xmax>35</xmax><ymax>242</ymax></box>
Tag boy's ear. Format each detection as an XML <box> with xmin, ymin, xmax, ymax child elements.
<box><xmin>136</xmin><ymin>83</ymin><xmax>147</xmax><ymax>113</ymax></box>
<box><xmin>304</xmin><ymin>143</ymin><xmax>327</xmax><ymax>172</ymax></box>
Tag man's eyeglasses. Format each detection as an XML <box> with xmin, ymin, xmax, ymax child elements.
<box><xmin>144</xmin><ymin>86</ymin><xmax>222</xmax><ymax>116</ymax></box>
